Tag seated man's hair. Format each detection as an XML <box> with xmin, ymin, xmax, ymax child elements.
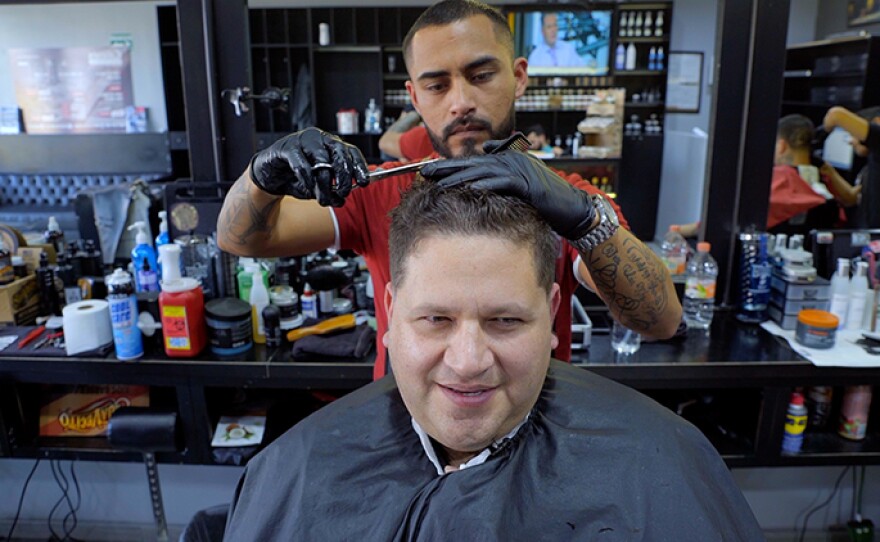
<box><xmin>388</xmin><ymin>182</ymin><xmax>559</xmax><ymax>292</ymax></box>
<box><xmin>777</xmin><ymin>114</ymin><xmax>815</xmax><ymax>151</ymax></box>
<box><xmin>525</xmin><ymin>124</ymin><xmax>547</xmax><ymax>137</ymax></box>
<box><xmin>403</xmin><ymin>0</ymin><xmax>513</xmax><ymax>71</ymax></box>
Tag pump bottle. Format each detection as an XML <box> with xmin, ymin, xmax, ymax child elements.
<box><xmin>249</xmin><ymin>267</ymin><xmax>270</xmax><ymax>344</ymax></box>
<box><xmin>128</xmin><ymin>221</ymin><xmax>159</xmax><ymax>293</ymax></box>
<box><xmin>829</xmin><ymin>258</ymin><xmax>850</xmax><ymax>327</ymax></box>
<box><xmin>846</xmin><ymin>261</ymin><xmax>870</xmax><ymax>331</ymax></box>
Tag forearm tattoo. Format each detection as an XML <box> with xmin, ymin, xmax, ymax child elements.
<box><xmin>587</xmin><ymin>236</ymin><xmax>669</xmax><ymax>333</ymax></box>
<box><xmin>218</xmin><ymin>178</ymin><xmax>282</xmax><ymax>247</ymax></box>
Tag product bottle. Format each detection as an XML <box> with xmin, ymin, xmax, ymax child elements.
<box><xmin>107</xmin><ymin>268</ymin><xmax>144</xmax><ymax>360</ymax></box>
<box><xmin>618</xmin><ymin>12</ymin><xmax>626</xmax><ymax>37</ymax></box>
<box><xmin>44</xmin><ymin>216</ymin><xmax>66</xmax><ymax>255</ymax></box>
<box><xmin>158</xmin><ymin>243</ymin><xmax>183</xmax><ymax>283</ymax></box>
<box><xmin>805</xmin><ymin>386</ymin><xmax>833</xmax><ymax>429</ymax></box>
<box><xmin>839</xmin><ymin>385</ymin><xmax>872</xmax><ymax>440</ymax></box>
<box><xmin>365</xmin><ymin>98</ymin><xmax>382</xmax><ymax>134</ymax></box>
<box><xmin>829</xmin><ymin>258</ymin><xmax>850</xmax><ymax>327</ymax></box>
<box><xmin>301</xmin><ymin>282</ymin><xmax>318</xmax><ymax>320</ymax></box>
<box><xmin>846</xmin><ymin>261</ymin><xmax>870</xmax><ymax>331</ymax></box>
<box><xmin>660</xmin><ymin>225</ymin><xmax>688</xmax><ymax>275</ymax></box>
<box><xmin>262</xmin><ymin>304</ymin><xmax>283</xmax><ymax>348</ymax></box>
<box><xmin>0</xmin><ymin>238</ymin><xmax>13</xmax><ymax>286</ymax></box>
<box><xmin>36</xmin><ymin>252</ymin><xmax>60</xmax><ymax>317</ymax></box>
<box><xmin>249</xmin><ymin>268</ymin><xmax>270</xmax><ymax>344</ymax></box>
<box><xmin>55</xmin><ymin>253</ymin><xmax>81</xmax><ymax>305</ymax></box>
<box><xmin>648</xmin><ymin>47</ymin><xmax>657</xmax><ymax>71</ymax></box>
<box><xmin>644</xmin><ymin>11</ymin><xmax>653</xmax><ymax>34</ymax></box>
<box><xmin>127</xmin><ymin>222</ymin><xmax>159</xmax><ymax>293</ymax></box>
<box><xmin>655</xmin><ymin>11</ymin><xmax>664</xmax><ymax>37</ymax></box>
<box><xmin>634</xmin><ymin>12</ymin><xmax>643</xmax><ymax>37</ymax></box>
<box><xmin>683</xmin><ymin>242</ymin><xmax>718</xmax><ymax>330</ymax></box>
<box><xmin>781</xmin><ymin>391</ymin><xmax>808</xmax><ymax>454</ymax></box>
<box><xmin>656</xmin><ymin>46</ymin><xmax>665</xmax><ymax>71</ymax></box>
<box><xmin>615</xmin><ymin>43</ymin><xmax>626</xmax><ymax>71</ymax></box>
<box><xmin>155</xmin><ymin>210</ymin><xmax>169</xmax><ymax>276</ymax></box>
<box><xmin>625</xmin><ymin>43</ymin><xmax>637</xmax><ymax>71</ymax></box>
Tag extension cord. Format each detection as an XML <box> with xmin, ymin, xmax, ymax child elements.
<box><xmin>847</xmin><ymin>518</ymin><xmax>874</xmax><ymax>542</ymax></box>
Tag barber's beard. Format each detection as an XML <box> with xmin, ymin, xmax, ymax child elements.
<box><xmin>427</xmin><ymin>106</ymin><xmax>516</xmax><ymax>158</ymax></box>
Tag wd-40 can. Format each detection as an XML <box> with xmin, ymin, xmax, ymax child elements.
<box><xmin>107</xmin><ymin>268</ymin><xmax>144</xmax><ymax>360</ymax></box>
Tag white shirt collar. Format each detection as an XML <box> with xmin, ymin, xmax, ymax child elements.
<box><xmin>411</xmin><ymin>413</ymin><xmax>530</xmax><ymax>476</ymax></box>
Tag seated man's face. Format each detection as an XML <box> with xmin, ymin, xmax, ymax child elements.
<box><xmin>527</xmin><ymin>131</ymin><xmax>547</xmax><ymax>150</ymax></box>
<box><xmin>384</xmin><ymin>234</ymin><xmax>560</xmax><ymax>458</ymax></box>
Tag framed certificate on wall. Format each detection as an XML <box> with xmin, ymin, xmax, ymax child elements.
<box><xmin>665</xmin><ymin>51</ymin><xmax>703</xmax><ymax>114</ymax></box>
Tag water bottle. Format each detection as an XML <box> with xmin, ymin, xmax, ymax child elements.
<box><xmin>846</xmin><ymin>261</ymin><xmax>870</xmax><ymax>331</ymax></box>
<box><xmin>684</xmin><ymin>242</ymin><xmax>718</xmax><ymax>330</ymax></box>
<box><xmin>660</xmin><ymin>225</ymin><xmax>688</xmax><ymax>275</ymax></box>
<box><xmin>364</xmin><ymin>98</ymin><xmax>381</xmax><ymax>134</ymax></box>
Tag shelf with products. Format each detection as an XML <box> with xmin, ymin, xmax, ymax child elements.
<box><xmin>615</xmin><ymin>4</ymin><xmax>669</xmax><ymax>43</ymax></box>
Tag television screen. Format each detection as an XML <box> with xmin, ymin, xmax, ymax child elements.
<box><xmin>510</xmin><ymin>10</ymin><xmax>612</xmax><ymax>76</ymax></box>
<box><xmin>823</xmin><ymin>127</ymin><xmax>854</xmax><ymax>170</ymax></box>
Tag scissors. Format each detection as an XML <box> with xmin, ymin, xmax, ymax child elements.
<box><xmin>311</xmin><ymin>132</ymin><xmax>531</xmax><ymax>186</ymax></box>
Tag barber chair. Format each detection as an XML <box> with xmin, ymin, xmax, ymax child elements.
<box><xmin>180</xmin><ymin>504</ymin><xmax>229</xmax><ymax>542</ymax></box>
<box><xmin>108</xmin><ymin>407</ymin><xmax>179</xmax><ymax>542</ymax></box>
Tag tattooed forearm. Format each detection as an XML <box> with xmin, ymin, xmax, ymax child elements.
<box><xmin>584</xmin><ymin>231</ymin><xmax>676</xmax><ymax>335</ymax></box>
<box><xmin>218</xmin><ymin>177</ymin><xmax>283</xmax><ymax>248</ymax></box>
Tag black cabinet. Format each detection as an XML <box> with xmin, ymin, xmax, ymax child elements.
<box><xmin>616</xmin><ymin>134</ymin><xmax>664</xmax><ymax>240</ymax></box>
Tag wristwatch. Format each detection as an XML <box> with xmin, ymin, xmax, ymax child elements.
<box><xmin>569</xmin><ymin>194</ymin><xmax>620</xmax><ymax>253</ymax></box>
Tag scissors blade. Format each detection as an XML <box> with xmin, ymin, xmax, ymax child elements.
<box><xmin>367</xmin><ymin>158</ymin><xmax>441</xmax><ymax>182</ymax></box>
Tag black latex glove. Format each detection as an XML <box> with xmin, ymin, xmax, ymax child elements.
<box><xmin>249</xmin><ymin>127</ymin><xmax>369</xmax><ymax>207</ymax></box>
<box><xmin>420</xmin><ymin>146</ymin><xmax>597</xmax><ymax>240</ymax></box>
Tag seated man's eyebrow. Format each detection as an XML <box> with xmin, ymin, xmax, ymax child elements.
<box><xmin>415</xmin><ymin>56</ymin><xmax>501</xmax><ymax>82</ymax></box>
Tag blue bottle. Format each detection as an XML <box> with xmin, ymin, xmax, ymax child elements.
<box><xmin>128</xmin><ymin>221</ymin><xmax>159</xmax><ymax>292</ymax></box>
<box><xmin>155</xmin><ymin>211</ymin><xmax>169</xmax><ymax>276</ymax></box>
<box><xmin>107</xmin><ymin>268</ymin><xmax>144</xmax><ymax>360</ymax></box>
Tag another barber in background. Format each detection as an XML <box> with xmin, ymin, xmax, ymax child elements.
<box><xmin>378</xmin><ymin>107</ymin><xmax>434</xmax><ymax>162</ymax></box>
<box><xmin>217</xmin><ymin>0</ymin><xmax>681</xmax><ymax>379</ymax></box>
<box><xmin>824</xmin><ymin>105</ymin><xmax>880</xmax><ymax>228</ymax></box>
<box><xmin>527</xmin><ymin>13</ymin><xmax>586</xmax><ymax>69</ymax></box>
<box><xmin>768</xmin><ymin>114</ymin><xmax>860</xmax><ymax>234</ymax></box>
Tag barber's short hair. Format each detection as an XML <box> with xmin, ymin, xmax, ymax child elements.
<box><xmin>402</xmin><ymin>0</ymin><xmax>514</xmax><ymax>73</ymax></box>
<box><xmin>777</xmin><ymin>114</ymin><xmax>815</xmax><ymax>151</ymax></box>
<box><xmin>389</xmin><ymin>182</ymin><xmax>558</xmax><ymax>293</ymax></box>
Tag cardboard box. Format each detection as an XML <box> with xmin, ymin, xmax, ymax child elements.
<box><xmin>0</xmin><ymin>275</ymin><xmax>40</xmax><ymax>325</ymax></box>
<box><xmin>39</xmin><ymin>385</ymin><xmax>150</xmax><ymax>437</ymax></box>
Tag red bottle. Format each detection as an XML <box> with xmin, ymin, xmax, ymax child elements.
<box><xmin>159</xmin><ymin>277</ymin><xmax>206</xmax><ymax>357</ymax></box>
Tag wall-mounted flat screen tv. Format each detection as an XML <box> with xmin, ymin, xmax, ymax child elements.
<box><xmin>508</xmin><ymin>8</ymin><xmax>612</xmax><ymax>76</ymax></box>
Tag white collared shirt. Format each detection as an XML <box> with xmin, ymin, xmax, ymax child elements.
<box><xmin>411</xmin><ymin>414</ymin><xmax>530</xmax><ymax>476</ymax></box>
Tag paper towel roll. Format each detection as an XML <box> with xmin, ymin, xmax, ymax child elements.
<box><xmin>63</xmin><ymin>300</ymin><xmax>113</xmax><ymax>356</ymax></box>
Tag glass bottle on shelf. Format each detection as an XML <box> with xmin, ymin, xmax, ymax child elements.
<box><xmin>634</xmin><ymin>12</ymin><xmax>643</xmax><ymax>37</ymax></box>
<box><xmin>644</xmin><ymin>11</ymin><xmax>653</xmax><ymax>36</ymax></box>
<box><xmin>618</xmin><ymin>11</ymin><xmax>627</xmax><ymax>37</ymax></box>
<box><xmin>655</xmin><ymin>11</ymin><xmax>665</xmax><ymax>37</ymax></box>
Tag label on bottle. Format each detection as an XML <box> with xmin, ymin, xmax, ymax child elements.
<box><xmin>846</xmin><ymin>294</ymin><xmax>867</xmax><ymax>330</ymax></box>
<box><xmin>829</xmin><ymin>293</ymin><xmax>848</xmax><ymax>326</ymax></box>
<box><xmin>685</xmin><ymin>277</ymin><xmax>716</xmax><ymax>300</ymax></box>
<box><xmin>663</xmin><ymin>255</ymin><xmax>686</xmax><ymax>275</ymax></box>
<box><xmin>137</xmin><ymin>269</ymin><xmax>159</xmax><ymax>293</ymax></box>
<box><xmin>162</xmin><ymin>305</ymin><xmax>191</xmax><ymax>350</ymax></box>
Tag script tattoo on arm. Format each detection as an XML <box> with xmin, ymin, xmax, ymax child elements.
<box><xmin>587</xmin><ymin>235</ymin><xmax>670</xmax><ymax>333</ymax></box>
<box><xmin>217</xmin><ymin>177</ymin><xmax>282</xmax><ymax>247</ymax></box>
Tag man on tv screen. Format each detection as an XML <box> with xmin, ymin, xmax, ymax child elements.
<box><xmin>527</xmin><ymin>13</ymin><xmax>587</xmax><ymax>68</ymax></box>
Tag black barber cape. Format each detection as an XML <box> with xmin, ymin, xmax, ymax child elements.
<box><xmin>225</xmin><ymin>361</ymin><xmax>763</xmax><ymax>541</ymax></box>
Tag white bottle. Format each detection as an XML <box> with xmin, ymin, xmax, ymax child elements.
<box><xmin>301</xmin><ymin>282</ymin><xmax>318</xmax><ymax>320</ymax></box>
<box><xmin>655</xmin><ymin>11</ymin><xmax>665</xmax><ymax>37</ymax></box>
<box><xmin>684</xmin><ymin>242</ymin><xmax>718</xmax><ymax>330</ymax></box>
<box><xmin>627</xmin><ymin>12</ymin><xmax>635</xmax><ymax>36</ymax></box>
<box><xmin>644</xmin><ymin>11</ymin><xmax>653</xmax><ymax>34</ymax></box>
<box><xmin>365</xmin><ymin>98</ymin><xmax>381</xmax><ymax>134</ymax></box>
<box><xmin>656</xmin><ymin>46</ymin><xmax>665</xmax><ymax>71</ymax></box>
<box><xmin>846</xmin><ymin>261</ymin><xmax>870</xmax><ymax>331</ymax></box>
<box><xmin>829</xmin><ymin>258</ymin><xmax>850</xmax><ymax>327</ymax></box>
<box><xmin>249</xmin><ymin>268</ymin><xmax>270</xmax><ymax>344</ymax></box>
<box><xmin>618</xmin><ymin>12</ymin><xmax>627</xmax><ymax>37</ymax></box>
<box><xmin>634</xmin><ymin>12</ymin><xmax>643</xmax><ymax>37</ymax></box>
<box><xmin>625</xmin><ymin>43</ymin><xmax>637</xmax><ymax>71</ymax></box>
<box><xmin>615</xmin><ymin>43</ymin><xmax>626</xmax><ymax>71</ymax></box>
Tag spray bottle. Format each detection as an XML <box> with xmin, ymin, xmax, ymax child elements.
<box><xmin>155</xmin><ymin>210</ymin><xmax>169</xmax><ymax>276</ymax></box>
<box><xmin>128</xmin><ymin>222</ymin><xmax>159</xmax><ymax>293</ymax></box>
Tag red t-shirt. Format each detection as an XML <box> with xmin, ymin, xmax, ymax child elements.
<box><xmin>398</xmin><ymin>126</ymin><xmax>434</xmax><ymax>161</ymax></box>
<box><xmin>333</xmin><ymin>156</ymin><xmax>630</xmax><ymax>380</ymax></box>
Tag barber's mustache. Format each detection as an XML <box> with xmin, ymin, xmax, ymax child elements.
<box><xmin>442</xmin><ymin>115</ymin><xmax>492</xmax><ymax>141</ymax></box>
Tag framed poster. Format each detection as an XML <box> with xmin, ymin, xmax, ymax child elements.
<box><xmin>665</xmin><ymin>51</ymin><xmax>703</xmax><ymax>114</ymax></box>
<box><xmin>848</xmin><ymin>1</ymin><xmax>880</xmax><ymax>26</ymax></box>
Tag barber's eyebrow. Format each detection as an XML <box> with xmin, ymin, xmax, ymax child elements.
<box><xmin>415</xmin><ymin>55</ymin><xmax>501</xmax><ymax>82</ymax></box>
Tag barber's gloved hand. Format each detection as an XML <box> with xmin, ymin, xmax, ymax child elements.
<box><xmin>420</xmin><ymin>145</ymin><xmax>597</xmax><ymax>241</ymax></box>
<box><xmin>249</xmin><ymin>127</ymin><xmax>369</xmax><ymax>207</ymax></box>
